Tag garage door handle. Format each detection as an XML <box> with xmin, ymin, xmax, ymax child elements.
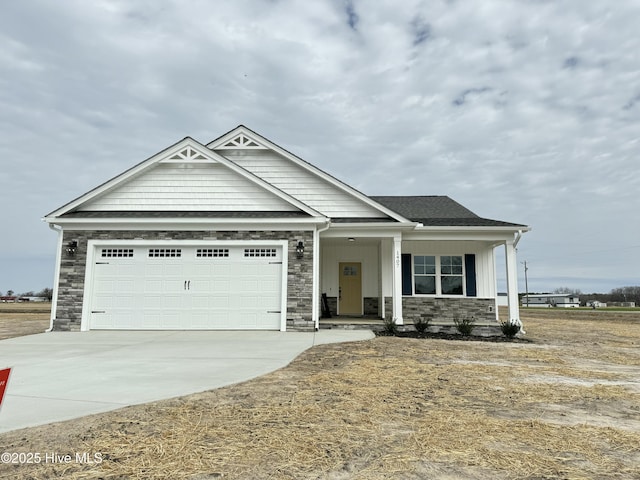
<box><xmin>187</xmin><ymin>280</ymin><xmax>191</xmax><ymax>290</ymax></box>
<box><xmin>268</xmin><ymin>311</ymin><xmax>281</xmax><ymax>313</ymax></box>
<box><xmin>184</xmin><ymin>281</ymin><xmax>187</xmax><ymax>290</ymax></box>
<box><xmin>91</xmin><ymin>310</ymin><xmax>105</xmax><ymax>314</ymax></box>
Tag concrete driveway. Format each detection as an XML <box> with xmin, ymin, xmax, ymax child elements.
<box><xmin>0</xmin><ymin>329</ymin><xmax>373</xmax><ymax>433</ymax></box>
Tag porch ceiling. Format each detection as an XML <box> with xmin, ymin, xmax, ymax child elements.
<box><xmin>321</xmin><ymin>237</ymin><xmax>382</xmax><ymax>247</ymax></box>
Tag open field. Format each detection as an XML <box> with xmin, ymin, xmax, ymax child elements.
<box><xmin>1</xmin><ymin>307</ymin><xmax>639</xmax><ymax>479</ymax></box>
<box><xmin>0</xmin><ymin>302</ymin><xmax>50</xmax><ymax>340</ymax></box>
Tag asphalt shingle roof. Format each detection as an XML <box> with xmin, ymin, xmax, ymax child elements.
<box><xmin>370</xmin><ymin>196</ymin><xmax>527</xmax><ymax>228</ymax></box>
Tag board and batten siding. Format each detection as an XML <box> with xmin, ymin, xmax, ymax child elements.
<box><xmin>81</xmin><ymin>163</ymin><xmax>298</xmax><ymax>211</ymax></box>
<box><xmin>219</xmin><ymin>150</ymin><xmax>385</xmax><ymax>218</ymax></box>
<box><xmin>321</xmin><ymin>243</ymin><xmax>380</xmax><ymax>298</ymax></box>
<box><xmin>389</xmin><ymin>241</ymin><xmax>496</xmax><ymax>298</ymax></box>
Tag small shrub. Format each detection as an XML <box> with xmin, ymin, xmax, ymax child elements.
<box><xmin>501</xmin><ymin>320</ymin><xmax>521</xmax><ymax>338</ymax></box>
<box><xmin>382</xmin><ymin>318</ymin><xmax>398</xmax><ymax>335</ymax></box>
<box><xmin>413</xmin><ymin>314</ymin><xmax>432</xmax><ymax>335</ymax></box>
<box><xmin>454</xmin><ymin>316</ymin><xmax>476</xmax><ymax>336</ymax></box>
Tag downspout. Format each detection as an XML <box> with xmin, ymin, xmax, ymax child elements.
<box><xmin>46</xmin><ymin>223</ymin><xmax>63</xmax><ymax>332</ymax></box>
<box><xmin>312</xmin><ymin>220</ymin><xmax>331</xmax><ymax>331</ymax></box>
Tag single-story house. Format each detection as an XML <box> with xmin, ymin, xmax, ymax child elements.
<box><xmin>521</xmin><ymin>294</ymin><xmax>580</xmax><ymax>308</ymax></box>
<box><xmin>43</xmin><ymin>125</ymin><xmax>530</xmax><ymax>332</ymax></box>
<box><xmin>586</xmin><ymin>300</ymin><xmax>607</xmax><ymax>308</ymax></box>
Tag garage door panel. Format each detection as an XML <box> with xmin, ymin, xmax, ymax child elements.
<box><xmin>90</xmin><ymin>244</ymin><xmax>283</xmax><ymax>330</ymax></box>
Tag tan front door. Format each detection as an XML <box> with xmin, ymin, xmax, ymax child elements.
<box><xmin>339</xmin><ymin>262</ymin><xmax>362</xmax><ymax>315</ymax></box>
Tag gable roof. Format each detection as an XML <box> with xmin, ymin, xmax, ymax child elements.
<box><xmin>207</xmin><ymin>125</ymin><xmax>411</xmax><ymax>223</ymax></box>
<box><xmin>370</xmin><ymin>196</ymin><xmax>528</xmax><ymax>228</ymax></box>
<box><xmin>45</xmin><ymin>137</ymin><xmax>326</xmax><ymax>220</ymax></box>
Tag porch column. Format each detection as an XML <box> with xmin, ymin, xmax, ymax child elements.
<box><xmin>312</xmin><ymin>228</ymin><xmax>320</xmax><ymax>330</ymax></box>
<box><xmin>504</xmin><ymin>240</ymin><xmax>523</xmax><ymax>332</ymax></box>
<box><xmin>392</xmin><ymin>236</ymin><xmax>403</xmax><ymax>325</ymax></box>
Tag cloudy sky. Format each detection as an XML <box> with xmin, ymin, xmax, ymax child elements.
<box><xmin>1</xmin><ymin>0</ymin><xmax>639</xmax><ymax>295</ymax></box>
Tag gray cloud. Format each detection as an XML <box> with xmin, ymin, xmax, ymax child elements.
<box><xmin>1</xmin><ymin>0</ymin><xmax>639</xmax><ymax>294</ymax></box>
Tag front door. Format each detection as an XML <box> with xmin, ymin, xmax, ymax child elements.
<box><xmin>339</xmin><ymin>262</ymin><xmax>362</xmax><ymax>315</ymax></box>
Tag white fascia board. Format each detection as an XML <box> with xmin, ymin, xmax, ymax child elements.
<box><xmin>322</xmin><ymin>223</ymin><xmax>418</xmax><ymax>239</ymax></box>
<box><xmin>207</xmin><ymin>126</ymin><xmax>411</xmax><ymax>223</ymax></box>
<box><xmin>45</xmin><ymin>217</ymin><xmax>324</xmax><ymax>231</ymax></box>
<box><xmin>404</xmin><ymin>227</ymin><xmax>529</xmax><ymax>242</ymax></box>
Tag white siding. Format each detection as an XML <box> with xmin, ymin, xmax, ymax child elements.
<box><xmin>81</xmin><ymin>163</ymin><xmax>297</xmax><ymax>211</ymax></box>
<box><xmin>321</xmin><ymin>243</ymin><xmax>380</xmax><ymax>297</ymax></box>
<box><xmin>387</xmin><ymin>241</ymin><xmax>496</xmax><ymax>298</ymax></box>
<box><xmin>219</xmin><ymin>150</ymin><xmax>385</xmax><ymax>218</ymax></box>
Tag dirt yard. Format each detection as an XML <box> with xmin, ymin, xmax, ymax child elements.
<box><xmin>1</xmin><ymin>306</ymin><xmax>639</xmax><ymax>479</ymax></box>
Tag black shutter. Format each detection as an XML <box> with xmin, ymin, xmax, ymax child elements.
<box><xmin>401</xmin><ymin>253</ymin><xmax>412</xmax><ymax>295</ymax></box>
<box><xmin>465</xmin><ymin>254</ymin><xmax>477</xmax><ymax>297</ymax></box>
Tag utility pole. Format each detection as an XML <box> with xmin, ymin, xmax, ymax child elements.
<box><xmin>522</xmin><ymin>261</ymin><xmax>529</xmax><ymax>307</ymax></box>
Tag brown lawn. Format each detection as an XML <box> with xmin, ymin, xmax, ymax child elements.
<box><xmin>0</xmin><ymin>302</ymin><xmax>50</xmax><ymax>340</ymax></box>
<box><xmin>0</xmin><ymin>306</ymin><xmax>639</xmax><ymax>479</ymax></box>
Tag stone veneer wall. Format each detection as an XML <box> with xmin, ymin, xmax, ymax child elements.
<box><xmin>55</xmin><ymin>230</ymin><xmax>314</xmax><ymax>332</ymax></box>
<box><xmin>384</xmin><ymin>297</ymin><xmax>496</xmax><ymax>324</ymax></box>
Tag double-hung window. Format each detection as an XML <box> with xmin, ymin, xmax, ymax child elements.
<box><xmin>414</xmin><ymin>255</ymin><xmax>436</xmax><ymax>294</ymax></box>
<box><xmin>440</xmin><ymin>255</ymin><xmax>464</xmax><ymax>295</ymax></box>
<box><xmin>413</xmin><ymin>255</ymin><xmax>464</xmax><ymax>296</ymax></box>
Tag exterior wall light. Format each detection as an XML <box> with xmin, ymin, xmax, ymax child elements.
<box><xmin>66</xmin><ymin>240</ymin><xmax>78</xmax><ymax>257</ymax></box>
<box><xmin>296</xmin><ymin>240</ymin><xmax>304</xmax><ymax>259</ymax></box>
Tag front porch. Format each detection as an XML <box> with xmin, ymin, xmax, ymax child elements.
<box><xmin>316</xmin><ymin>229</ymin><xmax>523</xmax><ymax>332</ymax></box>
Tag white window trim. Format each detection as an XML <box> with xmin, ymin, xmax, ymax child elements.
<box><xmin>412</xmin><ymin>254</ymin><xmax>466</xmax><ymax>297</ymax></box>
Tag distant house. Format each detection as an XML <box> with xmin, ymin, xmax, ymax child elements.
<box><xmin>19</xmin><ymin>296</ymin><xmax>48</xmax><ymax>302</ymax></box>
<box><xmin>0</xmin><ymin>296</ymin><xmax>18</xmax><ymax>303</ymax></box>
<box><xmin>586</xmin><ymin>300</ymin><xmax>607</xmax><ymax>308</ymax></box>
<box><xmin>521</xmin><ymin>294</ymin><xmax>580</xmax><ymax>308</ymax></box>
<box><xmin>496</xmin><ymin>292</ymin><xmax>509</xmax><ymax>307</ymax></box>
<box><xmin>608</xmin><ymin>301</ymin><xmax>636</xmax><ymax>308</ymax></box>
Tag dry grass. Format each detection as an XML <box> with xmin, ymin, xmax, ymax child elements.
<box><xmin>0</xmin><ymin>302</ymin><xmax>50</xmax><ymax>340</ymax></box>
<box><xmin>1</xmin><ymin>308</ymin><xmax>639</xmax><ymax>479</ymax></box>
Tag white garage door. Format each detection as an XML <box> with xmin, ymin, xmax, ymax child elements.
<box><xmin>88</xmin><ymin>245</ymin><xmax>284</xmax><ymax>330</ymax></box>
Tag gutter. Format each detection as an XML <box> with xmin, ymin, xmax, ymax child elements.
<box><xmin>46</xmin><ymin>223</ymin><xmax>63</xmax><ymax>332</ymax></box>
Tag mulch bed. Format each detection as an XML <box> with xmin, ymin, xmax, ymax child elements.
<box><xmin>375</xmin><ymin>330</ymin><xmax>533</xmax><ymax>342</ymax></box>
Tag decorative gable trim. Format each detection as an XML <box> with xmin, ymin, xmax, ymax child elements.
<box><xmin>164</xmin><ymin>146</ymin><xmax>210</xmax><ymax>161</ymax></box>
<box><xmin>216</xmin><ymin>132</ymin><xmax>267</xmax><ymax>150</ymax></box>
<box><xmin>207</xmin><ymin>125</ymin><xmax>412</xmax><ymax>223</ymax></box>
<box><xmin>44</xmin><ymin>137</ymin><xmax>326</xmax><ymax>220</ymax></box>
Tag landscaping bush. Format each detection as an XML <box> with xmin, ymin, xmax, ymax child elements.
<box><xmin>413</xmin><ymin>314</ymin><xmax>432</xmax><ymax>335</ymax></box>
<box><xmin>501</xmin><ymin>320</ymin><xmax>521</xmax><ymax>338</ymax></box>
<box><xmin>454</xmin><ymin>316</ymin><xmax>476</xmax><ymax>336</ymax></box>
<box><xmin>382</xmin><ymin>318</ymin><xmax>398</xmax><ymax>335</ymax></box>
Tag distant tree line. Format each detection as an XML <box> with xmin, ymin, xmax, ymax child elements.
<box><xmin>0</xmin><ymin>288</ymin><xmax>53</xmax><ymax>301</ymax></box>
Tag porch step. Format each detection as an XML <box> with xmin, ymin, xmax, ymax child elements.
<box><xmin>319</xmin><ymin>317</ymin><xmax>383</xmax><ymax>331</ymax></box>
